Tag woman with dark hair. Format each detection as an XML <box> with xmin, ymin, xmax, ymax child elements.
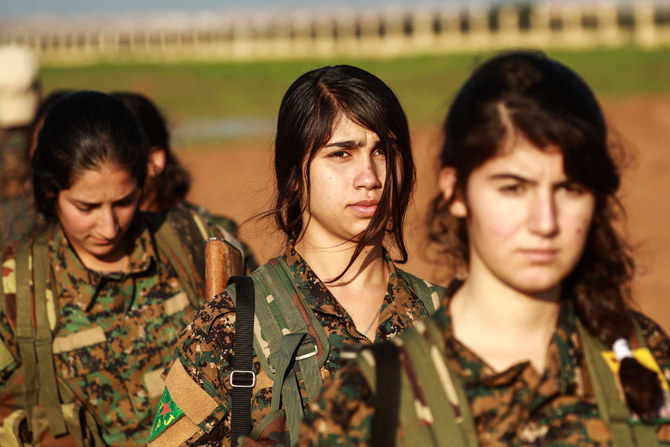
<box><xmin>0</xmin><ymin>91</ymin><xmax>242</xmax><ymax>446</ymax></box>
<box><xmin>298</xmin><ymin>51</ymin><xmax>670</xmax><ymax>445</ymax></box>
<box><xmin>112</xmin><ymin>91</ymin><xmax>258</xmax><ymax>270</ymax></box>
<box><xmin>112</xmin><ymin>91</ymin><xmax>190</xmax><ymax>213</ymax></box>
<box><xmin>147</xmin><ymin>65</ymin><xmax>443</xmax><ymax>447</ymax></box>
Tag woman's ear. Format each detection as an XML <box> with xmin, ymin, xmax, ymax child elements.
<box><xmin>438</xmin><ymin>167</ymin><xmax>467</xmax><ymax>218</ymax></box>
<box><xmin>147</xmin><ymin>147</ymin><xmax>167</xmax><ymax>179</ymax></box>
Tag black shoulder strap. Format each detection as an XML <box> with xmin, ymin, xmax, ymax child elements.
<box><xmin>371</xmin><ymin>341</ymin><xmax>401</xmax><ymax>447</ymax></box>
<box><xmin>229</xmin><ymin>275</ymin><xmax>256</xmax><ymax>447</ymax></box>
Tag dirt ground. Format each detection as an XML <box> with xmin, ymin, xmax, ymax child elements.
<box><xmin>180</xmin><ymin>95</ymin><xmax>670</xmax><ymax>334</ymax></box>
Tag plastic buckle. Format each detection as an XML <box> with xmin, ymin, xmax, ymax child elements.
<box><xmin>229</xmin><ymin>370</ymin><xmax>256</xmax><ymax>388</ymax></box>
<box><xmin>295</xmin><ymin>338</ymin><xmax>318</xmax><ymax>361</ymax></box>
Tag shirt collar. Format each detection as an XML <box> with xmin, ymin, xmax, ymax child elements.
<box><xmin>282</xmin><ymin>242</ymin><xmax>420</xmax><ymax>327</ymax></box>
<box><xmin>438</xmin><ymin>280</ymin><xmax>580</xmax><ymax>393</ymax></box>
<box><xmin>49</xmin><ymin>216</ymin><xmax>156</xmax><ymax>309</ymax></box>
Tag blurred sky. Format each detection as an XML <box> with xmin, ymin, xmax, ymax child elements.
<box><xmin>2</xmin><ymin>0</ymin><xmax>660</xmax><ymax>22</ymax></box>
<box><xmin>0</xmin><ymin>1</ymin><xmax>472</xmax><ymax>17</ymax></box>
<box><xmin>0</xmin><ymin>0</ymin><xmax>576</xmax><ymax>19</ymax></box>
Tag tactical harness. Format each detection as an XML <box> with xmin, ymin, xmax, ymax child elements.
<box><xmin>227</xmin><ymin>257</ymin><xmax>444</xmax><ymax>447</ymax></box>
<box><xmin>365</xmin><ymin>316</ymin><xmax>663</xmax><ymax>447</ymax></box>
<box><xmin>0</xmin><ymin>207</ymin><xmax>242</xmax><ymax>446</ymax></box>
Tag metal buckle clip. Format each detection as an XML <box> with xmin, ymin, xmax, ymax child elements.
<box><xmin>229</xmin><ymin>370</ymin><xmax>256</xmax><ymax>388</ymax></box>
<box><xmin>295</xmin><ymin>339</ymin><xmax>318</xmax><ymax>361</ymax></box>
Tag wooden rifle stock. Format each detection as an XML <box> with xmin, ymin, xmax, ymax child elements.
<box><xmin>205</xmin><ymin>237</ymin><xmax>244</xmax><ymax>300</ymax></box>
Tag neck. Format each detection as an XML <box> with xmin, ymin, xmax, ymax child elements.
<box><xmin>70</xmin><ymin>236</ymin><xmax>130</xmax><ymax>273</ymax></box>
<box><xmin>294</xmin><ymin>236</ymin><xmax>385</xmax><ymax>285</ymax></box>
<box><xmin>449</xmin><ymin>270</ymin><xmax>561</xmax><ymax>372</ymax></box>
<box><xmin>140</xmin><ymin>190</ymin><xmax>160</xmax><ymax>213</ymax></box>
<box><xmin>452</xmin><ymin>277</ymin><xmax>561</xmax><ymax>333</ymax></box>
<box><xmin>294</xmin><ymin>236</ymin><xmax>389</xmax><ymax>335</ymax></box>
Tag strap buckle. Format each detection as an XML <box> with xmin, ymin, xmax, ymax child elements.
<box><xmin>295</xmin><ymin>338</ymin><xmax>318</xmax><ymax>361</ymax></box>
<box><xmin>229</xmin><ymin>370</ymin><xmax>256</xmax><ymax>388</ymax></box>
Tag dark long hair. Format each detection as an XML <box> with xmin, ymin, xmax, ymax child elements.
<box><xmin>272</xmin><ymin>64</ymin><xmax>415</xmax><ymax>277</ymax></box>
<box><xmin>113</xmin><ymin>91</ymin><xmax>191</xmax><ymax>211</ymax></box>
<box><xmin>427</xmin><ymin>50</ymin><xmax>662</xmax><ymax>418</ymax></box>
<box><xmin>33</xmin><ymin>90</ymin><xmax>147</xmax><ymax>222</ymax></box>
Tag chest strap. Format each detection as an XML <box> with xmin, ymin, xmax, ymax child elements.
<box><xmin>370</xmin><ymin>341</ymin><xmax>401</xmax><ymax>447</ymax></box>
<box><xmin>364</xmin><ymin>318</ymin><xmax>476</xmax><ymax>447</ymax></box>
<box><xmin>15</xmin><ymin>232</ymin><xmax>68</xmax><ymax>438</ymax></box>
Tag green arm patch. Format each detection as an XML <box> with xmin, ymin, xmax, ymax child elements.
<box><xmin>0</xmin><ymin>339</ymin><xmax>15</xmax><ymax>371</ymax></box>
<box><xmin>147</xmin><ymin>387</ymin><xmax>185</xmax><ymax>442</ymax></box>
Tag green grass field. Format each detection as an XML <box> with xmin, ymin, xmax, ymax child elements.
<box><xmin>39</xmin><ymin>47</ymin><xmax>670</xmax><ymax>146</ymax></box>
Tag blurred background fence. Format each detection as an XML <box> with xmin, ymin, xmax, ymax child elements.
<box><xmin>2</xmin><ymin>1</ymin><xmax>669</xmax><ymax>65</ymax></box>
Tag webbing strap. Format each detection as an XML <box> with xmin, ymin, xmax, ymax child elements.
<box><xmin>15</xmin><ymin>237</ymin><xmax>38</xmax><ymax>434</ymax></box>
<box><xmin>230</xmin><ymin>275</ymin><xmax>255</xmax><ymax>447</ymax></box>
<box><xmin>256</xmin><ymin>259</ymin><xmax>329</xmax><ymax>367</ymax></box>
<box><xmin>252</xmin><ymin>259</ymin><xmax>329</xmax><ymax>444</ymax></box>
<box><xmin>577</xmin><ymin>320</ymin><xmax>661</xmax><ymax>447</ymax></box>
<box><xmin>400</xmin><ymin>320</ymin><xmax>473</xmax><ymax>447</ymax></box>
<box><xmin>271</xmin><ymin>333</ymin><xmax>307</xmax><ymax>443</ymax></box>
<box><xmin>397</xmin><ymin>270</ymin><xmax>443</xmax><ymax>314</ymax></box>
<box><xmin>371</xmin><ymin>342</ymin><xmax>400</xmax><ymax>447</ymax></box>
<box><xmin>154</xmin><ymin>218</ymin><xmax>202</xmax><ymax>309</ymax></box>
<box><xmin>297</xmin><ymin>352</ymin><xmax>321</xmax><ymax>402</ymax></box>
<box><xmin>32</xmin><ymin>232</ymin><xmax>68</xmax><ymax>436</ymax></box>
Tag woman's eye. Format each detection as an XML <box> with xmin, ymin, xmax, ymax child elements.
<box><xmin>499</xmin><ymin>184</ymin><xmax>525</xmax><ymax>195</ymax></box>
<box><xmin>560</xmin><ymin>183</ymin><xmax>587</xmax><ymax>196</ymax></box>
<box><xmin>373</xmin><ymin>146</ymin><xmax>386</xmax><ymax>157</ymax></box>
<box><xmin>117</xmin><ymin>196</ymin><xmax>138</xmax><ymax>208</ymax></box>
<box><xmin>328</xmin><ymin>150</ymin><xmax>349</xmax><ymax>159</ymax></box>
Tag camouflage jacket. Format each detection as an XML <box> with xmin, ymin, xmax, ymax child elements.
<box><xmin>0</xmin><ymin>212</ymin><xmax>220</xmax><ymax>446</ymax></box>
<box><xmin>148</xmin><ymin>244</ymin><xmax>440</xmax><ymax>446</ymax></box>
<box><xmin>0</xmin><ymin>128</ymin><xmax>36</xmax><ymax>254</ymax></box>
<box><xmin>299</xmin><ymin>283</ymin><xmax>670</xmax><ymax>446</ymax></box>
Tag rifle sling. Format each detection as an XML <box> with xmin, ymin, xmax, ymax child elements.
<box><xmin>371</xmin><ymin>341</ymin><xmax>401</xmax><ymax>447</ymax></box>
<box><xmin>230</xmin><ymin>275</ymin><xmax>255</xmax><ymax>447</ymax></box>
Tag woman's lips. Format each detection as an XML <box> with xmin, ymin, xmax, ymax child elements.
<box><xmin>520</xmin><ymin>249</ymin><xmax>558</xmax><ymax>263</ymax></box>
<box><xmin>349</xmin><ymin>200</ymin><xmax>379</xmax><ymax>217</ymax></box>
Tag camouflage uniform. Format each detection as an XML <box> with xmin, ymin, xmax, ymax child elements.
<box><xmin>299</xmin><ymin>282</ymin><xmax>670</xmax><ymax>446</ymax></box>
<box><xmin>148</xmin><ymin>244</ymin><xmax>440</xmax><ymax>446</ymax></box>
<box><xmin>0</xmin><ymin>211</ymin><xmax>223</xmax><ymax>446</ymax></box>
<box><xmin>0</xmin><ymin>128</ymin><xmax>36</xmax><ymax>254</ymax></box>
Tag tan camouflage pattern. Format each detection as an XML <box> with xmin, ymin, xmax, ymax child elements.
<box><xmin>153</xmin><ymin>244</ymin><xmax>437</xmax><ymax>446</ymax></box>
<box><xmin>299</xmin><ymin>285</ymin><xmax>670</xmax><ymax>446</ymax></box>
<box><xmin>0</xmin><ymin>214</ymin><xmax>217</xmax><ymax>446</ymax></box>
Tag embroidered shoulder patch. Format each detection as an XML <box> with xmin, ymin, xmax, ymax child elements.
<box><xmin>147</xmin><ymin>387</ymin><xmax>185</xmax><ymax>442</ymax></box>
<box><xmin>601</xmin><ymin>347</ymin><xmax>669</xmax><ymax>391</ymax></box>
<box><xmin>602</xmin><ymin>347</ymin><xmax>670</xmax><ymax>423</ymax></box>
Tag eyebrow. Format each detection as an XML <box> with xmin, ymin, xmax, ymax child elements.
<box><xmin>488</xmin><ymin>173</ymin><xmax>574</xmax><ymax>187</ymax></box>
<box><xmin>488</xmin><ymin>173</ymin><xmax>535</xmax><ymax>183</ymax></box>
<box><xmin>323</xmin><ymin>139</ymin><xmax>365</xmax><ymax>149</ymax></box>
<box><xmin>71</xmin><ymin>189</ymin><xmax>138</xmax><ymax>207</ymax></box>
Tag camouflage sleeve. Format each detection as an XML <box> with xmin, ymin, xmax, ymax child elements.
<box><xmin>148</xmin><ymin>289</ymin><xmax>238</xmax><ymax>446</ymax></box>
<box><xmin>298</xmin><ymin>361</ymin><xmax>375</xmax><ymax>446</ymax></box>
